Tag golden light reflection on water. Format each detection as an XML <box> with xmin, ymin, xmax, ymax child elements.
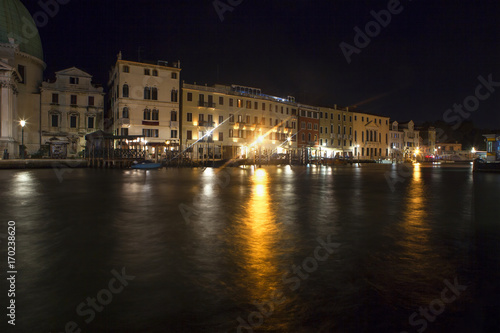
<box><xmin>401</xmin><ymin>163</ymin><xmax>432</xmax><ymax>267</ymax></box>
<box><xmin>238</xmin><ymin>168</ymin><xmax>282</xmax><ymax>301</ymax></box>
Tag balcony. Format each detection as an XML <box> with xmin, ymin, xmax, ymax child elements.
<box><xmin>198</xmin><ymin>121</ymin><xmax>215</xmax><ymax>128</ymax></box>
<box><xmin>116</xmin><ymin>118</ymin><xmax>130</xmax><ymax>128</ymax></box>
<box><xmin>198</xmin><ymin>101</ymin><xmax>217</xmax><ymax>108</ymax></box>
<box><xmin>142</xmin><ymin>120</ymin><xmax>159</xmax><ymax>126</ymax></box>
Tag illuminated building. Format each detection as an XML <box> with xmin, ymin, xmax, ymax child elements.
<box><xmin>318</xmin><ymin>105</ymin><xmax>354</xmax><ymax>159</ymax></box>
<box><xmin>40</xmin><ymin>68</ymin><xmax>104</xmax><ymax>158</ymax></box>
<box><xmin>0</xmin><ymin>0</ymin><xmax>45</xmax><ymax>157</ymax></box>
<box><xmin>353</xmin><ymin>112</ymin><xmax>391</xmax><ymax>160</ymax></box>
<box><xmin>181</xmin><ymin>83</ymin><xmax>297</xmax><ymax>161</ymax></box>
<box><xmin>107</xmin><ymin>53</ymin><xmax>181</xmax><ymax>158</ymax></box>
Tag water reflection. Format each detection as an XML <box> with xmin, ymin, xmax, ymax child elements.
<box><xmin>238</xmin><ymin>168</ymin><xmax>282</xmax><ymax>302</ymax></box>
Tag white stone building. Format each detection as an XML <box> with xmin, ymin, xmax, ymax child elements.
<box><xmin>0</xmin><ymin>0</ymin><xmax>45</xmax><ymax>157</ymax></box>
<box><xmin>40</xmin><ymin>67</ymin><xmax>104</xmax><ymax>157</ymax></box>
<box><xmin>107</xmin><ymin>54</ymin><xmax>181</xmax><ymax>158</ymax></box>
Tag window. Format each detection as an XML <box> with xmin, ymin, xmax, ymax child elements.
<box><xmin>308</xmin><ymin>133</ymin><xmax>312</xmax><ymax>142</ymax></box>
<box><xmin>301</xmin><ymin>133</ymin><xmax>305</xmax><ymax>141</ymax></box>
<box><xmin>229</xmin><ymin>98</ymin><xmax>234</xmax><ymax>107</ymax></box>
<box><xmin>262</xmin><ymin>103</ymin><xmax>266</xmax><ymax>111</ymax></box>
<box><xmin>338</xmin><ymin>114</ymin><xmax>341</xmax><ymax>121</ymax></box>
<box><xmin>87</xmin><ymin>117</ymin><xmax>95</xmax><ymax>129</ymax></box>
<box><xmin>199</xmin><ymin>114</ymin><xmax>205</xmax><ymax>122</ymax></box>
<box><xmin>123</xmin><ymin>66</ymin><xmax>129</xmax><ymax>73</ymax></box>
<box><xmin>187</xmin><ymin>113</ymin><xmax>192</xmax><ymax>122</ymax></box>
<box><xmin>171</xmin><ymin>130</ymin><xmax>178</xmax><ymax>138</ymax></box>
<box><xmin>70</xmin><ymin>77</ymin><xmax>79</xmax><ymax>85</ymax></box>
<box><xmin>171</xmin><ymin>72</ymin><xmax>177</xmax><ymax>79</ymax></box>
<box><xmin>350</xmin><ymin>116</ymin><xmax>352</xmax><ymax>122</ymax></box>
<box><xmin>70</xmin><ymin>115</ymin><xmax>77</xmax><ymax>128</ymax></box>
<box><xmin>301</xmin><ymin>122</ymin><xmax>306</xmax><ymax>129</ymax></box>
<box><xmin>70</xmin><ymin>95</ymin><xmax>77</xmax><ymax>105</ymax></box>
<box><xmin>187</xmin><ymin>130</ymin><xmax>192</xmax><ymax>140</ymax></box>
<box><xmin>123</xmin><ymin>107</ymin><xmax>129</xmax><ymax>118</ymax></box>
<box><xmin>219</xmin><ymin>116</ymin><xmax>224</xmax><ymax>124</ymax></box>
<box><xmin>255</xmin><ymin>102</ymin><xmax>258</xmax><ymax>109</ymax></box>
<box><xmin>247</xmin><ymin>116</ymin><xmax>251</xmax><ymax>124</ymax></box>
<box><xmin>144</xmin><ymin>87</ymin><xmax>151</xmax><ymax>100</ymax></box>
<box><xmin>254</xmin><ymin>116</ymin><xmax>258</xmax><ymax>124</ymax></box>
<box><xmin>18</xmin><ymin>65</ymin><xmax>25</xmax><ymax>84</ymax></box>
<box><xmin>121</xmin><ymin>128</ymin><xmax>129</xmax><ymax>136</ymax></box>
<box><xmin>219</xmin><ymin>132</ymin><xmax>223</xmax><ymax>141</ymax></box>
<box><xmin>143</xmin><ymin>129</ymin><xmax>159</xmax><ymax>137</ymax></box>
<box><xmin>152</xmin><ymin>109</ymin><xmax>159</xmax><ymax>121</ymax></box>
<box><xmin>292</xmin><ymin>122</ymin><xmax>296</xmax><ymax>129</ymax></box>
<box><xmin>238</xmin><ymin>115</ymin><xmax>243</xmax><ymax>123</ymax></box>
<box><xmin>143</xmin><ymin>109</ymin><xmax>151</xmax><ymax>120</ymax></box>
<box><xmin>152</xmin><ymin>69</ymin><xmax>158</xmax><ymax>76</ymax></box>
<box><xmin>152</xmin><ymin>87</ymin><xmax>158</xmax><ymax>101</ymax></box>
<box><xmin>246</xmin><ymin>101</ymin><xmax>251</xmax><ymax>109</ymax></box>
<box><xmin>229</xmin><ymin>114</ymin><xmax>234</xmax><ymax>122</ymax></box>
<box><xmin>270</xmin><ymin>118</ymin><xmax>273</xmax><ymax>126</ymax></box>
<box><xmin>307</xmin><ymin>123</ymin><xmax>312</xmax><ymax>130</ymax></box>
<box><xmin>88</xmin><ymin>96</ymin><xmax>95</xmax><ymax>106</ymax></box>
<box><xmin>314</xmin><ymin>124</ymin><xmax>318</xmax><ymax>130</ymax></box>
<box><xmin>229</xmin><ymin>129</ymin><xmax>234</xmax><ymax>138</ymax></box>
<box><xmin>187</xmin><ymin>92</ymin><xmax>193</xmax><ymax>101</ymax></box>
<box><xmin>170</xmin><ymin>89</ymin><xmax>178</xmax><ymax>102</ymax></box>
<box><xmin>52</xmin><ymin>93</ymin><xmax>59</xmax><ymax>104</ymax></box>
<box><xmin>122</xmin><ymin>84</ymin><xmax>129</xmax><ymax>98</ymax></box>
<box><xmin>144</xmin><ymin>69</ymin><xmax>150</xmax><ymax>75</ymax></box>
<box><xmin>343</xmin><ymin>115</ymin><xmax>346</xmax><ymax>122</ymax></box>
<box><xmin>219</xmin><ymin>96</ymin><xmax>224</xmax><ymax>105</ymax></box>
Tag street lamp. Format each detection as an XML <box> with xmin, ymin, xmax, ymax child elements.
<box><xmin>20</xmin><ymin>120</ymin><xmax>26</xmax><ymax>159</ymax></box>
<box><xmin>356</xmin><ymin>144</ymin><xmax>360</xmax><ymax>165</ymax></box>
<box><xmin>257</xmin><ymin>135</ymin><xmax>264</xmax><ymax>168</ymax></box>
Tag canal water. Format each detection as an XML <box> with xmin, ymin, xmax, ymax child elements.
<box><xmin>0</xmin><ymin>164</ymin><xmax>498</xmax><ymax>332</ymax></box>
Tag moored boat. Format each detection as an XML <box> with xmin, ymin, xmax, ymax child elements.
<box><xmin>131</xmin><ymin>160</ymin><xmax>162</xmax><ymax>169</ymax></box>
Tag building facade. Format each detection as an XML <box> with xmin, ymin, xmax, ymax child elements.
<box><xmin>40</xmin><ymin>67</ymin><xmax>104</xmax><ymax>157</ymax></box>
<box><xmin>352</xmin><ymin>112</ymin><xmax>391</xmax><ymax>160</ymax></box>
<box><xmin>107</xmin><ymin>54</ymin><xmax>181</xmax><ymax>159</ymax></box>
<box><xmin>0</xmin><ymin>0</ymin><xmax>45</xmax><ymax>157</ymax></box>
<box><xmin>318</xmin><ymin>106</ymin><xmax>355</xmax><ymax>159</ymax></box>
<box><xmin>181</xmin><ymin>83</ymin><xmax>298</xmax><ymax>161</ymax></box>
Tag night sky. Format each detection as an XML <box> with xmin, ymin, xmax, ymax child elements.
<box><xmin>20</xmin><ymin>0</ymin><xmax>500</xmax><ymax>128</ymax></box>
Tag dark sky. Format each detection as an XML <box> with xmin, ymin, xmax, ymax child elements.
<box><xmin>20</xmin><ymin>0</ymin><xmax>500</xmax><ymax>128</ymax></box>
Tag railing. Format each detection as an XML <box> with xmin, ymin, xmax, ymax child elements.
<box><xmin>198</xmin><ymin>101</ymin><xmax>217</xmax><ymax>108</ymax></box>
<box><xmin>198</xmin><ymin>121</ymin><xmax>215</xmax><ymax>127</ymax></box>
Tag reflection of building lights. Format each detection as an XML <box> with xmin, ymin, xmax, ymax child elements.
<box><xmin>471</xmin><ymin>147</ymin><xmax>476</xmax><ymax>153</ymax></box>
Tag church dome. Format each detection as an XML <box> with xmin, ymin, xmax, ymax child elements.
<box><xmin>0</xmin><ymin>0</ymin><xmax>43</xmax><ymax>60</ymax></box>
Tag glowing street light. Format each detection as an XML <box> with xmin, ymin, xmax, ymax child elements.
<box><xmin>20</xmin><ymin>120</ymin><xmax>26</xmax><ymax>159</ymax></box>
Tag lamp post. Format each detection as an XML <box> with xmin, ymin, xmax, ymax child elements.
<box><xmin>257</xmin><ymin>136</ymin><xmax>263</xmax><ymax>168</ymax></box>
<box><xmin>20</xmin><ymin>120</ymin><xmax>26</xmax><ymax>159</ymax></box>
<box><xmin>356</xmin><ymin>144</ymin><xmax>360</xmax><ymax>165</ymax></box>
